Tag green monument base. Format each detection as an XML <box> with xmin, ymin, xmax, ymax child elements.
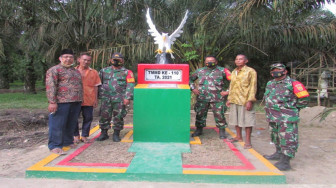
<box><xmin>133</xmin><ymin>84</ymin><xmax>190</xmax><ymax>143</ymax></box>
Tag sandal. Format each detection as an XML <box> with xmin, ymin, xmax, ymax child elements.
<box><xmin>228</xmin><ymin>137</ymin><xmax>243</xmax><ymax>143</ymax></box>
<box><xmin>65</xmin><ymin>144</ymin><xmax>77</xmax><ymax>149</ymax></box>
<box><xmin>74</xmin><ymin>136</ymin><xmax>80</xmax><ymax>144</ymax></box>
<box><xmin>244</xmin><ymin>144</ymin><xmax>252</xmax><ymax>149</ymax></box>
<box><xmin>81</xmin><ymin>137</ymin><xmax>93</xmax><ymax>143</ymax></box>
<box><xmin>50</xmin><ymin>148</ymin><xmax>67</xmax><ymax>155</ymax></box>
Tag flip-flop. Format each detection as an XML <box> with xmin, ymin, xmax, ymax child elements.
<box><xmin>65</xmin><ymin>144</ymin><xmax>77</xmax><ymax>149</ymax></box>
<box><xmin>81</xmin><ymin>138</ymin><xmax>93</xmax><ymax>143</ymax></box>
<box><xmin>228</xmin><ymin>138</ymin><xmax>243</xmax><ymax>143</ymax></box>
<box><xmin>244</xmin><ymin>144</ymin><xmax>252</xmax><ymax>149</ymax></box>
<box><xmin>74</xmin><ymin>136</ymin><xmax>80</xmax><ymax>144</ymax></box>
<box><xmin>50</xmin><ymin>148</ymin><xmax>67</xmax><ymax>155</ymax></box>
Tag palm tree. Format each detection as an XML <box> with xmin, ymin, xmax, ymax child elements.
<box><xmin>2</xmin><ymin>0</ymin><xmax>335</xmax><ymax>96</ymax></box>
<box><xmin>0</xmin><ymin>1</ymin><xmax>22</xmax><ymax>89</ymax></box>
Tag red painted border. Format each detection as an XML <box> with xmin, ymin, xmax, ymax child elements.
<box><xmin>137</xmin><ymin>64</ymin><xmax>189</xmax><ymax>84</ymax></box>
<box><xmin>183</xmin><ymin>127</ymin><xmax>255</xmax><ymax>170</ymax></box>
<box><xmin>57</xmin><ymin>127</ymin><xmax>255</xmax><ymax>170</ymax></box>
<box><xmin>57</xmin><ymin>127</ymin><xmax>133</xmax><ymax>167</ymax></box>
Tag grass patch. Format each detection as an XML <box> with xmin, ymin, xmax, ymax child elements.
<box><xmin>9</xmin><ymin>80</ymin><xmax>45</xmax><ymax>90</ymax></box>
<box><xmin>0</xmin><ymin>91</ymin><xmax>48</xmax><ymax>109</ymax></box>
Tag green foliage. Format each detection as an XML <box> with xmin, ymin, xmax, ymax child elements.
<box><xmin>9</xmin><ymin>80</ymin><xmax>44</xmax><ymax>89</ymax></box>
<box><xmin>180</xmin><ymin>43</ymin><xmax>199</xmax><ymax>63</ymax></box>
<box><xmin>0</xmin><ymin>0</ymin><xmax>335</xmax><ymax>99</ymax></box>
<box><xmin>0</xmin><ymin>90</ymin><xmax>47</xmax><ymax>109</ymax></box>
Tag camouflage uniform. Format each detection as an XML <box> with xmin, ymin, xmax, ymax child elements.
<box><xmin>189</xmin><ymin>66</ymin><xmax>231</xmax><ymax>129</ymax></box>
<box><xmin>98</xmin><ymin>66</ymin><xmax>135</xmax><ymax>131</ymax></box>
<box><xmin>264</xmin><ymin>76</ymin><xmax>309</xmax><ymax>158</ymax></box>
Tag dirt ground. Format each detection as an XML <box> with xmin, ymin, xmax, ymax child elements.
<box><xmin>0</xmin><ymin>106</ymin><xmax>335</xmax><ymax>185</ymax></box>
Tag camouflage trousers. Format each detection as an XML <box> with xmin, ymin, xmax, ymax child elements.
<box><xmin>194</xmin><ymin>101</ymin><xmax>227</xmax><ymax>129</ymax></box>
<box><xmin>269</xmin><ymin>122</ymin><xmax>298</xmax><ymax>158</ymax></box>
<box><xmin>99</xmin><ymin>98</ymin><xmax>127</xmax><ymax>131</ymax></box>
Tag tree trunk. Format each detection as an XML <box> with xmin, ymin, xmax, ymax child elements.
<box><xmin>41</xmin><ymin>59</ymin><xmax>48</xmax><ymax>87</ymax></box>
<box><xmin>0</xmin><ymin>58</ymin><xmax>10</xmax><ymax>89</ymax></box>
<box><xmin>24</xmin><ymin>55</ymin><xmax>37</xmax><ymax>94</ymax></box>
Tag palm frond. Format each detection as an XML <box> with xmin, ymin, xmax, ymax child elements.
<box><xmin>313</xmin><ymin>107</ymin><xmax>336</xmax><ymax>122</ymax></box>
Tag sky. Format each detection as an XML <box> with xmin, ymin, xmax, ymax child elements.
<box><xmin>324</xmin><ymin>2</ymin><xmax>336</xmax><ymax>15</ymax></box>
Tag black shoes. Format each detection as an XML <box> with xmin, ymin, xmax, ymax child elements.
<box><xmin>191</xmin><ymin>127</ymin><xmax>226</xmax><ymax>139</ymax></box>
<box><xmin>274</xmin><ymin>154</ymin><xmax>291</xmax><ymax>171</ymax></box>
<box><xmin>113</xmin><ymin>130</ymin><xmax>121</xmax><ymax>142</ymax></box>
<box><xmin>264</xmin><ymin>151</ymin><xmax>281</xmax><ymax>160</ymax></box>
<box><xmin>219</xmin><ymin>128</ymin><xmax>227</xmax><ymax>139</ymax></box>
<box><xmin>96</xmin><ymin>129</ymin><xmax>121</xmax><ymax>142</ymax></box>
<box><xmin>95</xmin><ymin>129</ymin><xmax>109</xmax><ymax>141</ymax></box>
<box><xmin>191</xmin><ymin>127</ymin><xmax>203</xmax><ymax>137</ymax></box>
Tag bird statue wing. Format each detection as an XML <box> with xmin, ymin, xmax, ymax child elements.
<box><xmin>146</xmin><ymin>8</ymin><xmax>162</xmax><ymax>45</ymax></box>
<box><xmin>169</xmin><ymin>10</ymin><xmax>189</xmax><ymax>43</ymax></box>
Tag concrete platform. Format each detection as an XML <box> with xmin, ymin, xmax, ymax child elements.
<box><xmin>26</xmin><ymin>124</ymin><xmax>286</xmax><ymax>184</ymax></box>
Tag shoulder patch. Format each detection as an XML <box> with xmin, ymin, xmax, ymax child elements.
<box><xmin>126</xmin><ymin>70</ymin><xmax>135</xmax><ymax>83</ymax></box>
<box><xmin>292</xmin><ymin>81</ymin><xmax>309</xmax><ymax>98</ymax></box>
<box><xmin>224</xmin><ymin>68</ymin><xmax>231</xmax><ymax>81</ymax></box>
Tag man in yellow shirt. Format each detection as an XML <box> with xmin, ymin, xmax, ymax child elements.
<box><xmin>226</xmin><ymin>54</ymin><xmax>257</xmax><ymax>149</ymax></box>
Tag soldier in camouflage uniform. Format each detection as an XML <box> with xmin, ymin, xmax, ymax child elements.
<box><xmin>96</xmin><ymin>52</ymin><xmax>135</xmax><ymax>142</ymax></box>
<box><xmin>189</xmin><ymin>56</ymin><xmax>231</xmax><ymax>139</ymax></box>
<box><xmin>264</xmin><ymin>63</ymin><xmax>309</xmax><ymax>170</ymax></box>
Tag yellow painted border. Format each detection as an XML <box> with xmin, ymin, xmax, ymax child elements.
<box><xmin>135</xmin><ymin>84</ymin><xmax>189</xmax><ymax>89</ymax></box>
<box><xmin>120</xmin><ymin>129</ymin><xmax>201</xmax><ymax>145</ymax></box>
<box><xmin>225</xmin><ymin>128</ymin><xmax>280</xmax><ymax>171</ymax></box>
<box><xmin>189</xmin><ymin>131</ymin><xmax>202</xmax><ymax>145</ymax></box>
<box><xmin>183</xmin><ymin>170</ymin><xmax>281</xmax><ymax>176</ymax></box>
<box><xmin>28</xmin><ymin>124</ymin><xmax>283</xmax><ymax>176</ymax></box>
<box><xmin>26</xmin><ymin>148</ymin><xmax>126</xmax><ymax>173</ymax></box>
<box><xmin>183</xmin><ymin>127</ymin><xmax>283</xmax><ymax>175</ymax></box>
<box><xmin>121</xmin><ymin>130</ymin><xmax>134</xmax><ymax>143</ymax></box>
<box><xmin>27</xmin><ymin>124</ymin><xmax>127</xmax><ymax>173</ymax></box>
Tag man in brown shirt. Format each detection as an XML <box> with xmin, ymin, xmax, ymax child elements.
<box><xmin>46</xmin><ymin>49</ymin><xmax>83</xmax><ymax>155</ymax></box>
<box><xmin>73</xmin><ymin>52</ymin><xmax>101</xmax><ymax>143</ymax></box>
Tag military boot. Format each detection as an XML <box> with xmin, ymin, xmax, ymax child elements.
<box><xmin>96</xmin><ymin>129</ymin><xmax>109</xmax><ymax>141</ymax></box>
<box><xmin>263</xmin><ymin>147</ymin><xmax>281</xmax><ymax>160</ymax></box>
<box><xmin>219</xmin><ymin>128</ymin><xmax>227</xmax><ymax>139</ymax></box>
<box><xmin>274</xmin><ymin>154</ymin><xmax>291</xmax><ymax>171</ymax></box>
<box><xmin>191</xmin><ymin>127</ymin><xmax>203</xmax><ymax>137</ymax></box>
<box><xmin>113</xmin><ymin>130</ymin><xmax>121</xmax><ymax>142</ymax></box>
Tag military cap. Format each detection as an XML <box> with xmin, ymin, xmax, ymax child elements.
<box><xmin>60</xmin><ymin>49</ymin><xmax>74</xmax><ymax>56</ymax></box>
<box><xmin>270</xmin><ymin>63</ymin><xmax>286</xmax><ymax>70</ymax></box>
<box><xmin>111</xmin><ymin>52</ymin><xmax>124</xmax><ymax>59</ymax></box>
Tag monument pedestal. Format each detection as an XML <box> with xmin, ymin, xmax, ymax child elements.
<box><xmin>128</xmin><ymin>64</ymin><xmax>190</xmax><ymax>174</ymax></box>
<box><xmin>133</xmin><ymin>84</ymin><xmax>190</xmax><ymax>143</ymax></box>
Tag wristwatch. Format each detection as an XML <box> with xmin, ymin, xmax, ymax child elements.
<box><xmin>190</xmin><ymin>85</ymin><xmax>195</xmax><ymax>90</ymax></box>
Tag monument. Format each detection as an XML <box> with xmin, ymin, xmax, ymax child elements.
<box><xmin>128</xmin><ymin>9</ymin><xmax>191</xmax><ymax>174</ymax></box>
<box><xmin>146</xmin><ymin>8</ymin><xmax>189</xmax><ymax>64</ymax></box>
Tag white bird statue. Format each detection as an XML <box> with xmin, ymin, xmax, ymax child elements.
<box><xmin>146</xmin><ymin>8</ymin><xmax>189</xmax><ymax>59</ymax></box>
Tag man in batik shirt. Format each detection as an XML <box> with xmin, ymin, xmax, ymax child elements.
<box><xmin>263</xmin><ymin>63</ymin><xmax>309</xmax><ymax>171</ymax></box>
<box><xmin>227</xmin><ymin>54</ymin><xmax>257</xmax><ymax>149</ymax></box>
<box><xmin>96</xmin><ymin>52</ymin><xmax>135</xmax><ymax>142</ymax></box>
<box><xmin>189</xmin><ymin>55</ymin><xmax>231</xmax><ymax>139</ymax></box>
<box><xmin>46</xmin><ymin>49</ymin><xmax>83</xmax><ymax>155</ymax></box>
